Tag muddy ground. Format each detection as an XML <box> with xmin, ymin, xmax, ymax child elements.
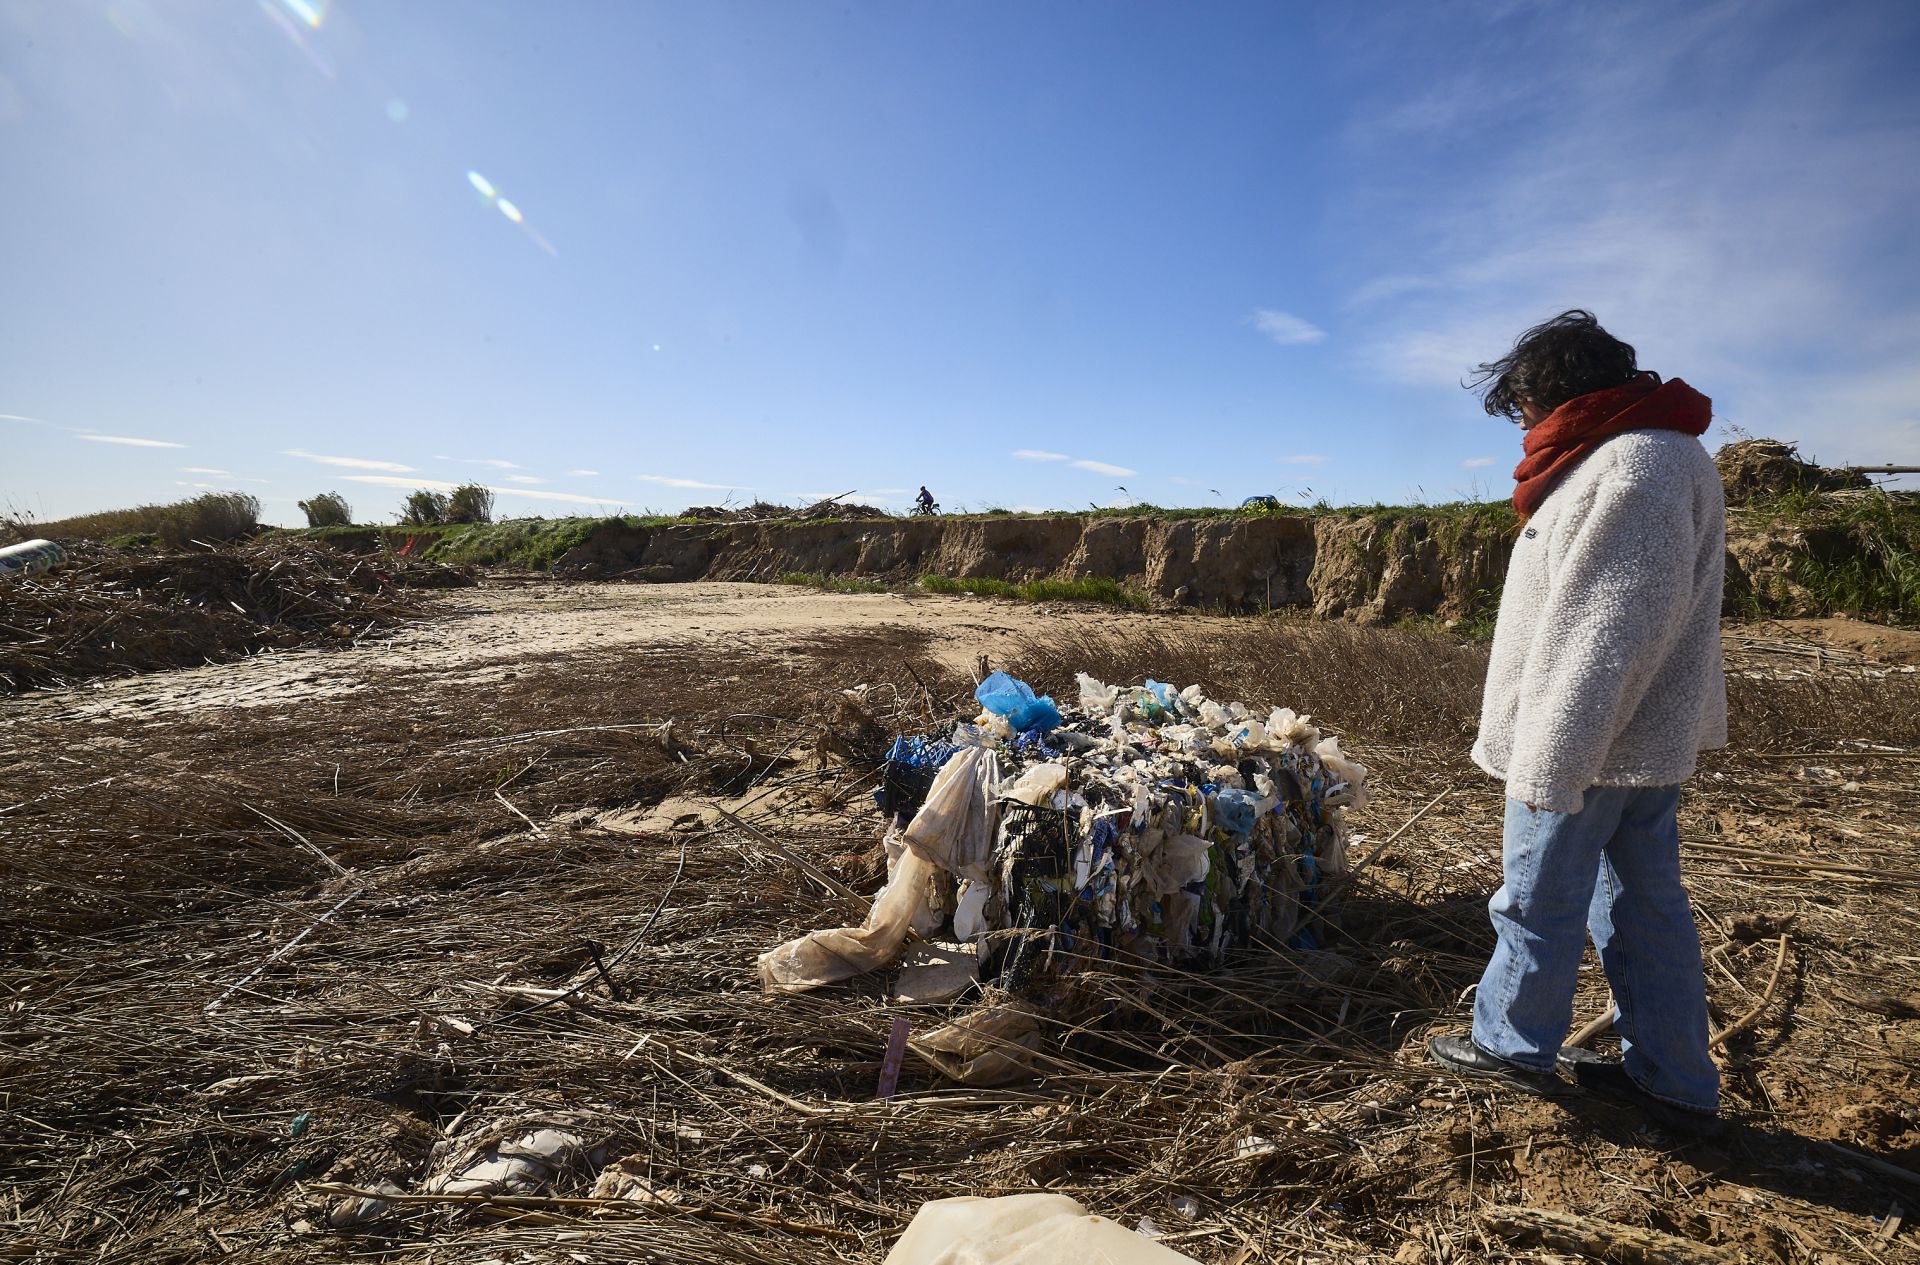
<box><xmin>4</xmin><ymin>579</ymin><xmax>1918</xmax><ymax>1264</ymax></box>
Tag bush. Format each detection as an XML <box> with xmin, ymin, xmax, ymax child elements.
<box><xmin>445</xmin><ymin>483</ymin><xmax>495</xmax><ymax>525</ymax></box>
<box><xmin>400</xmin><ymin>490</ymin><xmax>451</xmax><ymax>526</ymax></box>
<box><xmin>297</xmin><ymin>492</ymin><xmax>353</xmax><ymax>528</ymax></box>
<box><xmin>156</xmin><ymin>492</ymin><xmax>260</xmax><ymax>548</ymax></box>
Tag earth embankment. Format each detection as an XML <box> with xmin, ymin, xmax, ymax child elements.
<box><xmin>547</xmin><ymin>511</ymin><xmax>1515</xmax><ymax>623</ymax></box>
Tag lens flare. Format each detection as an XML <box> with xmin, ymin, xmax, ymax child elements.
<box><xmin>463</xmin><ymin>172</ymin><xmax>555</xmax><ymax>255</ymax></box>
<box><xmin>256</xmin><ymin>0</ymin><xmax>334</xmax><ymax>76</ymax></box>
<box><xmin>280</xmin><ymin>0</ymin><xmax>326</xmax><ymax>28</ymax></box>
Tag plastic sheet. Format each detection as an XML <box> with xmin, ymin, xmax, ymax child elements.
<box><xmin>883</xmin><ymin>1192</ymin><xmax>1203</xmax><ymax>1265</ymax></box>
<box><xmin>757</xmin><ymin>848</ymin><xmax>937</xmax><ymax>994</ymax></box>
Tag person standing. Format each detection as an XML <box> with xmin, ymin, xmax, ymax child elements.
<box><xmin>1427</xmin><ymin>310</ymin><xmax>1727</xmax><ymax>1133</ymax></box>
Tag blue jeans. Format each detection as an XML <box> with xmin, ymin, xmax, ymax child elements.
<box><xmin>1472</xmin><ymin>785</ymin><xmax>1720</xmax><ymax>1112</ymax></box>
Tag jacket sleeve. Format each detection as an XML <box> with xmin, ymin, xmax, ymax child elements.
<box><xmin>1503</xmin><ymin>477</ymin><xmax>1697</xmax><ymax>813</ymax></box>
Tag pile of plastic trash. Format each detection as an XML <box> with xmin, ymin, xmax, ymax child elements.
<box><xmin>759</xmin><ymin>669</ymin><xmax>1368</xmax><ymax>1079</ymax></box>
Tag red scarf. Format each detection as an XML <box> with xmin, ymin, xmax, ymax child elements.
<box><xmin>1512</xmin><ymin>374</ymin><xmax>1712</xmax><ymax>517</ymax></box>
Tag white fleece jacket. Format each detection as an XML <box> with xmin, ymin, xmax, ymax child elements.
<box><xmin>1472</xmin><ymin>429</ymin><xmax>1727</xmax><ymax>813</ymax></box>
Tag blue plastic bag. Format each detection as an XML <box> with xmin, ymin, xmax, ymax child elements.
<box><xmin>974</xmin><ymin>671</ymin><xmax>1061</xmax><ymax>733</ymax></box>
<box><xmin>1212</xmin><ymin>787</ymin><xmax>1259</xmax><ymax>839</ymax></box>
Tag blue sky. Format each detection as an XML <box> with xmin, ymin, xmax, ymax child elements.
<box><xmin>3</xmin><ymin>0</ymin><xmax>1917</xmax><ymax>524</ymax></box>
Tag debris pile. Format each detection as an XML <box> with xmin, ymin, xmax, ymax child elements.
<box><xmin>0</xmin><ymin>539</ymin><xmax>475</xmax><ymax>692</ymax></box>
<box><xmin>760</xmin><ymin>669</ymin><xmax>1367</xmax><ymax>1082</ymax></box>
<box><xmin>1715</xmin><ymin>438</ymin><xmax>1869</xmax><ymax>503</ymax></box>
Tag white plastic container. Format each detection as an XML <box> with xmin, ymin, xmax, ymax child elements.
<box><xmin>0</xmin><ymin>539</ymin><xmax>64</xmax><ymax>580</ymax></box>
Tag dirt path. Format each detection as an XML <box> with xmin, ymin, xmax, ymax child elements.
<box><xmin>17</xmin><ymin>580</ymin><xmax>1917</xmax><ymax>724</ymax></box>
<box><xmin>13</xmin><ymin>581</ymin><xmax>1205</xmax><ymax>722</ymax></box>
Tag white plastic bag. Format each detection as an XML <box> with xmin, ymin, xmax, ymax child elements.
<box><xmin>903</xmin><ymin>746</ymin><xmax>1000</xmax><ymax>881</ymax></box>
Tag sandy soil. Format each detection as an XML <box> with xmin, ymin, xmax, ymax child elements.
<box><xmin>13</xmin><ymin>582</ymin><xmax>1219</xmax><ymax>721</ymax></box>
<box><xmin>28</xmin><ymin>580</ymin><xmax>1917</xmax><ymax>724</ymax></box>
<box><xmin>1764</xmin><ymin>616</ymin><xmax>1920</xmax><ymax>665</ymax></box>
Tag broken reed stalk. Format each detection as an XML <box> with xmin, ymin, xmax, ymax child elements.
<box><xmin>1482</xmin><ymin>1204</ymin><xmax>1738</xmax><ymax>1265</ymax></box>
<box><xmin>1709</xmin><ymin>935</ymin><xmax>1791</xmax><ymax>1049</ymax></box>
<box><xmin>302</xmin><ymin>1182</ymin><xmax>863</xmax><ymax>1240</ymax></box>
<box><xmin>1565</xmin><ymin>996</ymin><xmax>1617</xmax><ymax>1049</ymax></box>
<box><xmin>1346</xmin><ymin>788</ymin><xmax>1452</xmax><ymax>878</ymax></box>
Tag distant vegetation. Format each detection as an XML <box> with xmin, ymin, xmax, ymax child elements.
<box><xmin>399</xmin><ymin>489</ymin><xmax>449</xmax><ymax>526</ymax></box>
<box><xmin>445</xmin><ymin>483</ymin><xmax>494</xmax><ymax>525</ymax></box>
<box><xmin>2</xmin><ymin>491</ymin><xmax>261</xmax><ymax>549</ymax></box>
<box><xmin>397</xmin><ymin>483</ymin><xmax>495</xmax><ymax>527</ymax></box>
<box><xmin>297</xmin><ymin>491</ymin><xmax>353</xmax><ymax>528</ymax></box>
<box><xmin>16</xmin><ymin>486</ymin><xmax>1916</xmax><ymax>625</ymax></box>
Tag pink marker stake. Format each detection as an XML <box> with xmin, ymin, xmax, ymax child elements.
<box><xmin>876</xmin><ymin>1016</ymin><xmax>910</xmax><ymax>1100</ymax></box>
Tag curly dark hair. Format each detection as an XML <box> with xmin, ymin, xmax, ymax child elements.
<box><xmin>1467</xmin><ymin>309</ymin><xmax>1645</xmax><ymax>422</ymax></box>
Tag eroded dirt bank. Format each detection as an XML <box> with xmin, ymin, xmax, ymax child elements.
<box><xmin>550</xmin><ymin>513</ymin><xmax>1515</xmax><ymax>622</ymax></box>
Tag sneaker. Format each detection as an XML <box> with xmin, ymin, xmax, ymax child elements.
<box><xmin>1569</xmin><ymin>1059</ymin><xmax>1725</xmax><ymax>1138</ymax></box>
<box><xmin>1427</xmin><ymin>1034</ymin><xmax>1568</xmax><ymax>1097</ymax></box>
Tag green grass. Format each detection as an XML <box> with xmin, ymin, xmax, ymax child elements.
<box><xmin>777</xmin><ymin>571</ymin><xmax>890</xmax><ymax>594</ymax></box>
<box><xmin>1735</xmin><ymin>490</ymin><xmax>1920</xmax><ymax>623</ymax></box>
<box><xmin>282</xmin><ymin>515</ymin><xmax>690</xmax><ymax>569</ymax></box>
<box><xmin>919</xmin><ymin>573</ymin><xmax>1153</xmax><ymax>610</ymax></box>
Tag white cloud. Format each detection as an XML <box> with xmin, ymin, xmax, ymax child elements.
<box><xmin>567</xmin><ymin>468</ymin><xmax>600</xmax><ymax>477</ymax></box>
<box><xmin>1250</xmin><ymin>308</ymin><xmax>1327</xmax><ymax>347</ymax></box>
<box><xmin>1</xmin><ymin>412</ymin><xmax>52</xmax><ymax>425</ymax></box>
<box><xmin>287</xmin><ymin>449</ymin><xmax>414</xmax><ymax>472</ymax></box>
<box><xmin>436</xmin><ymin>455</ymin><xmax>522</xmax><ymax>469</ymax></box>
<box><xmin>1278</xmin><ymin>455</ymin><xmax>1329</xmax><ymax>466</ymax></box>
<box><xmin>341</xmin><ymin>475</ymin><xmax>459</xmax><ymax>490</ymax></box>
<box><xmin>1070</xmin><ymin>459</ymin><xmax>1136</xmax><ymax>477</ymax></box>
<box><xmin>638</xmin><ymin>474</ymin><xmax>744</xmax><ymax>490</ymax></box>
<box><xmin>505</xmin><ymin>475</ymin><xmax>546</xmax><ymax>484</ymax></box>
<box><xmin>79</xmin><ymin>434</ymin><xmax>186</xmax><ymax>449</ymax></box>
<box><xmin>496</xmin><ymin>487</ymin><xmax>620</xmax><ymax>506</ymax></box>
<box><xmin>181</xmin><ymin>466</ymin><xmax>230</xmax><ymax>475</ymax></box>
<box><xmin>1461</xmin><ymin>456</ymin><xmax>1499</xmax><ymax>469</ymax></box>
<box><xmin>1012</xmin><ymin>449</ymin><xmax>1070</xmax><ymax>462</ymax></box>
<box><xmin>1337</xmin><ymin>1</ymin><xmax>1920</xmax><ymax>462</ymax></box>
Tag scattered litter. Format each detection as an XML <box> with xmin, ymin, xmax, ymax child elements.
<box><xmin>426</xmin><ymin>1117</ymin><xmax>609</xmax><ymax>1196</ymax></box>
<box><xmin>326</xmin><ymin>1180</ymin><xmax>403</xmax><ymax>1229</ymax></box>
<box><xmin>890</xmin><ymin>941</ymin><xmax>981</xmax><ymax>1005</ymax></box>
<box><xmin>589</xmin><ymin>1158</ymin><xmax>683</xmax><ymax>1207</ymax></box>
